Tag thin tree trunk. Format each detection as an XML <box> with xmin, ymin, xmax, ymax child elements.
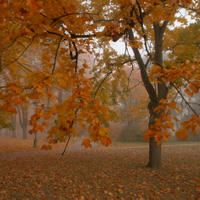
<box><xmin>18</xmin><ymin>104</ymin><xmax>28</xmax><ymax>139</ymax></box>
<box><xmin>22</xmin><ymin>109</ymin><xmax>28</xmax><ymax>139</ymax></box>
<box><xmin>11</xmin><ymin>114</ymin><xmax>17</xmax><ymax>138</ymax></box>
<box><xmin>58</xmin><ymin>89</ymin><xmax>63</xmax><ymax>104</ymax></box>
<box><xmin>6</xmin><ymin>128</ymin><xmax>10</xmax><ymax>136</ymax></box>
<box><xmin>62</xmin><ymin>135</ymin><xmax>71</xmax><ymax>155</ymax></box>
<box><xmin>33</xmin><ymin>132</ymin><xmax>38</xmax><ymax>148</ymax></box>
<box><xmin>22</xmin><ymin>126</ymin><xmax>28</xmax><ymax>139</ymax></box>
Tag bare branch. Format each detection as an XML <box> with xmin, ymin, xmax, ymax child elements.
<box><xmin>51</xmin><ymin>36</ymin><xmax>63</xmax><ymax>75</ymax></box>
<box><xmin>170</xmin><ymin>82</ymin><xmax>199</xmax><ymax>117</ymax></box>
<box><xmin>17</xmin><ymin>62</ymin><xmax>33</xmax><ymax>72</ymax></box>
<box><xmin>9</xmin><ymin>34</ymin><xmax>38</xmax><ymax>65</ymax></box>
<box><xmin>109</xmin><ymin>59</ymin><xmax>136</xmax><ymax>66</ymax></box>
<box><xmin>93</xmin><ymin>70</ymin><xmax>112</xmax><ymax>99</ymax></box>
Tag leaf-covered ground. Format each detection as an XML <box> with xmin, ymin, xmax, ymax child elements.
<box><xmin>110</xmin><ymin>140</ymin><xmax>200</xmax><ymax>147</ymax></box>
<box><xmin>0</xmin><ymin>137</ymin><xmax>75</xmax><ymax>155</ymax></box>
<box><xmin>0</xmin><ymin>142</ymin><xmax>200</xmax><ymax>199</ymax></box>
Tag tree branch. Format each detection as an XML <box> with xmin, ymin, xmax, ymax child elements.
<box><xmin>170</xmin><ymin>82</ymin><xmax>199</xmax><ymax>117</ymax></box>
<box><xmin>51</xmin><ymin>36</ymin><xmax>63</xmax><ymax>75</ymax></box>
<box><xmin>17</xmin><ymin>62</ymin><xmax>33</xmax><ymax>72</ymax></box>
<box><xmin>61</xmin><ymin>134</ymin><xmax>71</xmax><ymax>155</ymax></box>
<box><xmin>93</xmin><ymin>70</ymin><xmax>112</xmax><ymax>99</ymax></box>
<box><xmin>128</xmin><ymin>28</ymin><xmax>157</xmax><ymax>103</ymax></box>
<box><xmin>10</xmin><ymin>34</ymin><xmax>37</xmax><ymax>65</ymax></box>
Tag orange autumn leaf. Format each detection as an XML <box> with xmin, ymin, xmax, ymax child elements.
<box><xmin>12</xmin><ymin>98</ymin><xmax>23</xmax><ymax>106</ymax></box>
<box><xmin>81</xmin><ymin>139</ymin><xmax>92</xmax><ymax>148</ymax></box>
<box><xmin>157</xmin><ymin>140</ymin><xmax>162</xmax><ymax>146</ymax></box>
<box><xmin>143</xmin><ymin>134</ymin><xmax>150</xmax><ymax>141</ymax></box>
<box><xmin>29</xmin><ymin>128</ymin><xmax>37</xmax><ymax>134</ymax></box>
<box><xmin>175</xmin><ymin>129</ymin><xmax>189</xmax><ymax>140</ymax></box>
<box><xmin>43</xmin><ymin>113</ymin><xmax>52</xmax><ymax>120</ymax></box>
<box><xmin>78</xmin><ymin>123</ymin><xmax>86</xmax><ymax>130</ymax></box>
<box><xmin>163</xmin><ymin>136</ymin><xmax>169</xmax><ymax>142</ymax></box>
<box><xmin>100</xmin><ymin>137</ymin><xmax>113</xmax><ymax>147</ymax></box>
<box><xmin>37</xmin><ymin>125</ymin><xmax>46</xmax><ymax>133</ymax></box>
<box><xmin>42</xmin><ymin>122</ymin><xmax>49</xmax><ymax>127</ymax></box>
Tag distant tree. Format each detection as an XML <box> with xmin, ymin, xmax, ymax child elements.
<box><xmin>17</xmin><ymin>103</ymin><xmax>28</xmax><ymax>140</ymax></box>
<box><xmin>11</xmin><ymin>114</ymin><xmax>16</xmax><ymax>138</ymax></box>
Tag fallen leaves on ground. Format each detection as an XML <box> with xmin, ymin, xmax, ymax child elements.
<box><xmin>0</xmin><ymin>137</ymin><xmax>76</xmax><ymax>155</ymax></box>
<box><xmin>0</xmin><ymin>144</ymin><xmax>200</xmax><ymax>199</ymax></box>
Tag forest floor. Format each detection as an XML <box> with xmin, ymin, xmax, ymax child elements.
<box><xmin>0</xmin><ymin>137</ymin><xmax>76</xmax><ymax>155</ymax></box>
<box><xmin>0</xmin><ymin>138</ymin><xmax>200</xmax><ymax>199</ymax></box>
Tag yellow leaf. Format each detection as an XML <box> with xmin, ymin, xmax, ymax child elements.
<box><xmin>0</xmin><ymin>190</ymin><xmax>6</xmax><ymax>194</ymax></box>
<box><xmin>118</xmin><ymin>189</ymin><xmax>123</xmax><ymax>194</ymax></box>
<box><xmin>108</xmin><ymin>192</ymin><xmax>113</xmax><ymax>196</ymax></box>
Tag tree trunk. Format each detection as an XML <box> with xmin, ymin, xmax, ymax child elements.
<box><xmin>11</xmin><ymin>114</ymin><xmax>17</xmax><ymax>138</ymax></box>
<box><xmin>58</xmin><ymin>89</ymin><xmax>63</xmax><ymax>104</ymax></box>
<box><xmin>147</xmin><ymin>101</ymin><xmax>162</xmax><ymax>168</ymax></box>
<box><xmin>6</xmin><ymin>128</ymin><xmax>10</xmax><ymax>136</ymax></box>
<box><xmin>22</xmin><ymin>125</ymin><xmax>27</xmax><ymax>139</ymax></box>
<box><xmin>146</xmin><ymin>22</ymin><xmax>168</xmax><ymax>168</ymax></box>
<box><xmin>128</xmin><ymin>20</ymin><xmax>168</xmax><ymax>168</ymax></box>
<box><xmin>33</xmin><ymin>132</ymin><xmax>38</xmax><ymax>148</ymax></box>
<box><xmin>18</xmin><ymin>103</ymin><xmax>28</xmax><ymax>139</ymax></box>
<box><xmin>148</xmin><ymin>137</ymin><xmax>161</xmax><ymax>168</ymax></box>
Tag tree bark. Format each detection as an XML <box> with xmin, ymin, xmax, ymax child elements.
<box><xmin>22</xmin><ymin>106</ymin><xmax>28</xmax><ymax>139</ymax></box>
<box><xmin>147</xmin><ymin>22</ymin><xmax>168</xmax><ymax>168</ymax></box>
<box><xmin>128</xmin><ymin>20</ymin><xmax>168</xmax><ymax>169</ymax></box>
<box><xmin>11</xmin><ymin>114</ymin><xmax>17</xmax><ymax>138</ymax></box>
<box><xmin>33</xmin><ymin>132</ymin><xmax>38</xmax><ymax>148</ymax></box>
<box><xmin>22</xmin><ymin>125</ymin><xmax>28</xmax><ymax>139</ymax></box>
<box><xmin>147</xmin><ymin>101</ymin><xmax>162</xmax><ymax>168</ymax></box>
<box><xmin>18</xmin><ymin>103</ymin><xmax>28</xmax><ymax>139</ymax></box>
<box><xmin>58</xmin><ymin>89</ymin><xmax>63</xmax><ymax>104</ymax></box>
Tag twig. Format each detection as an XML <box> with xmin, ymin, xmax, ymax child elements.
<box><xmin>51</xmin><ymin>36</ymin><xmax>63</xmax><ymax>75</ymax></box>
<box><xmin>93</xmin><ymin>70</ymin><xmax>112</xmax><ymax>99</ymax></box>
<box><xmin>62</xmin><ymin>135</ymin><xmax>71</xmax><ymax>155</ymax></box>
<box><xmin>10</xmin><ymin>34</ymin><xmax>37</xmax><ymax>64</ymax></box>
<box><xmin>170</xmin><ymin>82</ymin><xmax>199</xmax><ymax>117</ymax></box>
